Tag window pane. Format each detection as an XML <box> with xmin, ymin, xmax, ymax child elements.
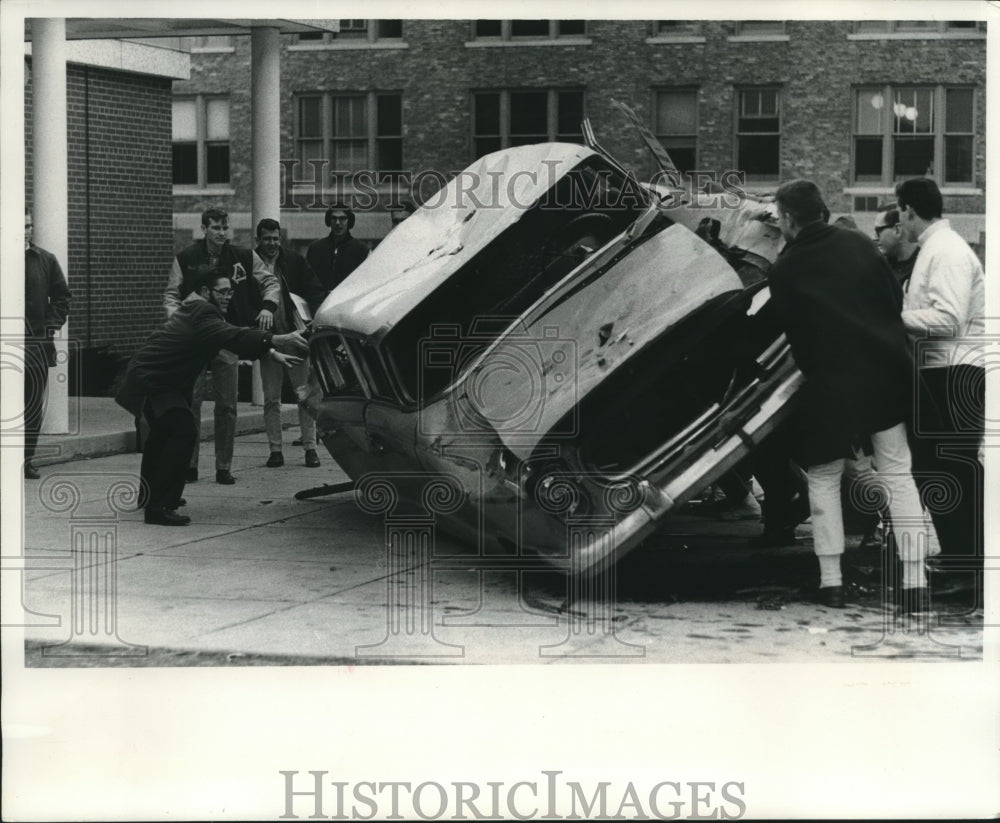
<box><xmin>738</xmin><ymin>135</ymin><xmax>779</xmax><ymax>175</ymax></box>
<box><xmin>172</xmin><ymin>99</ymin><xmax>197</xmax><ymax>141</ymax></box>
<box><xmin>206</xmin><ymin>142</ymin><xmax>230</xmax><ymax>184</ymax></box>
<box><xmin>946</xmin><ymin>88</ymin><xmax>974</xmax><ymax>132</ymax></box>
<box><xmin>206</xmin><ymin>98</ymin><xmax>229</xmax><ymax>140</ymax></box>
<box><xmin>854</xmin><ymin>21</ymin><xmax>889</xmax><ymax>33</ymax></box>
<box><xmin>739</xmin><ymin>21</ymin><xmax>785</xmax><ymax>35</ymax></box>
<box><xmin>856</xmin><ymin>88</ymin><xmax>884</xmax><ymax>134</ymax></box>
<box><xmin>557</xmin><ymin>20</ymin><xmax>586</xmax><ymax>36</ymax></box>
<box><xmin>945</xmin><ymin>21</ymin><xmax>977</xmax><ymax>29</ymax></box>
<box><xmin>510</xmin><ymin>91</ymin><xmax>547</xmax><ymax>138</ymax></box>
<box><xmin>333</xmin><ymin>141</ymin><xmax>367</xmax><ymax>173</ymax></box>
<box><xmin>896</xmin><ymin>21</ymin><xmax>937</xmax><ymax>30</ymax></box>
<box><xmin>298</xmin><ymin>32</ymin><xmax>324</xmax><ymax>41</ymax></box>
<box><xmin>377</xmin><ymin>95</ymin><xmax>402</xmax><ymax>136</ymax></box>
<box><xmin>299</xmin><ymin>97</ymin><xmax>322</xmax><ymax>137</ymax></box>
<box><xmin>893</xmin><ymin>88</ymin><xmax>933</xmax><ymax>134</ymax></box>
<box><xmin>657</xmin><ymin>21</ymin><xmax>699</xmax><ymax>35</ymax></box>
<box><xmin>172</xmin><ymin>143</ymin><xmax>197</xmax><ymax>184</ymax></box>
<box><xmin>657</xmin><ymin>91</ymin><xmax>697</xmax><ymax>134</ymax></box>
<box><xmin>376</xmin><ymin>20</ymin><xmax>402</xmax><ymax>38</ymax></box>
<box><xmin>854</xmin><ymin>137</ymin><xmax>883</xmax><ymax>179</ymax></box>
<box><xmin>475</xmin><ymin>137</ymin><xmax>502</xmax><ymax>158</ymax></box>
<box><xmin>739</xmin><ymin>117</ymin><xmax>780</xmax><ymax>133</ymax></box>
<box><xmin>511</xmin><ymin>20</ymin><xmax>550</xmax><ymax>37</ymax></box>
<box><xmin>377</xmin><ymin>137</ymin><xmax>402</xmax><ymax>171</ymax></box>
<box><xmin>893</xmin><ymin>136</ymin><xmax>934</xmax><ymax>177</ymax></box>
<box><xmin>556</xmin><ymin>91</ymin><xmax>584</xmax><ymax>139</ymax></box>
<box><xmin>338</xmin><ymin>19</ymin><xmax>368</xmax><ymax>38</ymax></box>
<box><xmin>334</xmin><ymin>97</ymin><xmax>366</xmax><ymax>137</ymax></box>
<box><xmin>298</xmin><ymin>140</ymin><xmax>324</xmax><ymax>171</ymax></box>
<box><xmin>944</xmin><ymin>135</ymin><xmax>973</xmax><ymax>182</ymax></box>
<box><xmin>475</xmin><ymin>93</ymin><xmax>501</xmax><ymax>135</ymax></box>
<box><xmin>475</xmin><ymin>20</ymin><xmax>501</xmax><ymax>37</ymax></box>
<box><xmin>661</xmin><ymin>138</ymin><xmax>696</xmax><ymax>175</ymax></box>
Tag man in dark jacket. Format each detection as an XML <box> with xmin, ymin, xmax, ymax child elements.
<box><xmin>254</xmin><ymin>218</ymin><xmax>330</xmax><ymax>468</ymax></box>
<box><xmin>768</xmin><ymin>180</ymin><xmax>930</xmax><ymax>611</ymax></box>
<box><xmin>24</xmin><ymin>212</ymin><xmax>72</xmax><ymax>479</ymax></box>
<box><xmin>306</xmin><ymin>203</ymin><xmax>369</xmax><ymax>291</ymax></box>
<box><xmin>118</xmin><ymin>271</ymin><xmax>307</xmax><ymax>525</ymax></box>
<box><xmin>874</xmin><ymin>206</ymin><xmax>920</xmax><ymax>289</ymax></box>
<box><xmin>164</xmin><ymin>206</ymin><xmax>280</xmax><ymax>484</ymax></box>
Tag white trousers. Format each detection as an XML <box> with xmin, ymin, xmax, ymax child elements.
<box><xmin>806</xmin><ymin>422</ymin><xmax>932</xmax><ymax>562</ymax></box>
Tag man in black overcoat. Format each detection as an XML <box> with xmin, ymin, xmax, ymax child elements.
<box><xmin>767</xmin><ymin>180</ymin><xmax>931</xmax><ymax>612</ymax></box>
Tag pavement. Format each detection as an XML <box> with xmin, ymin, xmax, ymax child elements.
<box><xmin>11</xmin><ymin>399</ymin><xmax>985</xmax><ymax>666</ymax></box>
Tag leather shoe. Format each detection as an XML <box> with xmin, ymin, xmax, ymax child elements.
<box><xmin>266</xmin><ymin>451</ymin><xmax>284</xmax><ymax>468</ymax></box>
<box><xmin>305</xmin><ymin>449</ymin><xmax>321</xmax><ymax>468</ymax></box>
<box><xmin>816</xmin><ymin>586</ymin><xmax>845</xmax><ymax>609</ymax></box>
<box><xmin>185</xmin><ymin>468</ymin><xmax>198</xmax><ymax>482</ymax></box>
<box><xmin>24</xmin><ymin>464</ymin><xmax>40</xmax><ymax>480</ymax></box>
<box><xmin>144</xmin><ymin>508</ymin><xmax>191</xmax><ymax>526</ymax></box>
<box><xmin>216</xmin><ymin>470</ymin><xmax>236</xmax><ymax>485</ymax></box>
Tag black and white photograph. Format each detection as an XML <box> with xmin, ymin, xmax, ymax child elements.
<box><xmin>2</xmin><ymin>0</ymin><xmax>998</xmax><ymax>819</ymax></box>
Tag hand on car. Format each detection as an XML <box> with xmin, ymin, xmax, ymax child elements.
<box><xmin>273</xmin><ymin>330</ymin><xmax>310</xmax><ymax>355</ymax></box>
<box><xmin>269</xmin><ymin>350</ymin><xmax>303</xmax><ymax>368</ymax></box>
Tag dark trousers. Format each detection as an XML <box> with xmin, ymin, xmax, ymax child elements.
<box><xmin>141</xmin><ymin>404</ymin><xmax>198</xmax><ymax>512</ymax></box>
<box><xmin>752</xmin><ymin>418</ymin><xmax>809</xmax><ymax>532</ymax></box>
<box><xmin>908</xmin><ymin>365</ymin><xmax>985</xmax><ymax>563</ymax></box>
<box><xmin>23</xmin><ymin>342</ymin><xmax>50</xmax><ymax>467</ymax></box>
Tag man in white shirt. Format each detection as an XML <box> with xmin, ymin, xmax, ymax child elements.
<box><xmin>895</xmin><ymin>177</ymin><xmax>985</xmax><ymax>600</ymax></box>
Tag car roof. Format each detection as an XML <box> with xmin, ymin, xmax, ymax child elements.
<box><xmin>312</xmin><ymin>142</ymin><xmax>598</xmax><ymax>339</ymax></box>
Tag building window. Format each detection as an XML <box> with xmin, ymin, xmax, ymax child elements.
<box><xmin>852</xmin><ymin>20</ymin><xmax>986</xmax><ymax>35</ymax></box>
<box><xmin>295</xmin><ymin>20</ymin><xmax>403</xmax><ymax>44</ymax></box>
<box><xmin>653</xmin><ymin>21</ymin><xmax>701</xmax><ymax>36</ymax></box>
<box><xmin>654</xmin><ymin>90</ymin><xmax>698</xmax><ymax>176</ymax></box>
<box><xmin>473</xmin><ymin>20</ymin><xmax>587</xmax><ymax>39</ymax></box>
<box><xmin>735</xmin><ymin>21</ymin><xmax>786</xmax><ymax>36</ymax></box>
<box><xmin>172</xmin><ymin>96</ymin><xmax>230</xmax><ymax>187</ymax></box>
<box><xmin>853</xmin><ymin>86</ymin><xmax>976</xmax><ymax>185</ymax></box>
<box><xmin>294</xmin><ymin>93</ymin><xmax>402</xmax><ymax>177</ymax></box>
<box><xmin>736</xmin><ymin>88</ymin><xmax>780</xmax><ymax>179</ymax></box>
<box><xmin>471</xmin><ymin>90</ymin><xmax>584</xmax><ymax>158</ymax></box>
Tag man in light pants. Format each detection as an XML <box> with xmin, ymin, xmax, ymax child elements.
<box><xmin>254</xmin><ymin>219</ymin><xmax>329</xmax><ymax>468</ymax></box>
<box><xmin>767</xmin><ymin>180</ymin><xmax>931</xmax><ymax>612</ymax></box>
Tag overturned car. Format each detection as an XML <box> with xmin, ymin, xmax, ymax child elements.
<box><xmin>307</xmin><ymin>141</ymin><xmax>801</xmax><ymax>574</ymax></box>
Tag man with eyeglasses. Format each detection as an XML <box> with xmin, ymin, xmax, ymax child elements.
<box><xmin>874</xmin><ymin>206</ymin><xmax>920</xmax><ymax>288</ymax></box>
<box><xmin>164</xmin><ymin>206</ymin><xmax>279</xmax><ymax>484</ymax></box>
<box><xmin>118</xmin><ymin>272</ymin><xmax>308</xmax><ymax>526</ymax></box>
<box><xmin>306</xmin><ymin>202</ymin><xmax>369</xmax><ymax>292</ymax></box>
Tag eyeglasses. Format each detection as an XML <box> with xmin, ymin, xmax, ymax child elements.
<box><xmin>212</xmin><ymin>288</ymin><xmax>234</xmax><ymax>297</ymax></box>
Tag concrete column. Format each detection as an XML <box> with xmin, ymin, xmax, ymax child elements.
<box><xmin>32</xmin><ymin>18</ymin><xmax>69</xmax><ymax>434</ymax></box>
<box><xmin>250</xmin><ymin>25</ymin><xmax>281</xmax><ymax>406</ymax></box>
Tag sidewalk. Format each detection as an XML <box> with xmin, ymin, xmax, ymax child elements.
<box><xmin>32</xmin><ymin>396</ymin><xmax>301</xmax><ymax>467</ymax></box>
<box><xmin>16</xmin><ymin>420</ymin><xmax>984</xmax><ymax>665</ymax></box>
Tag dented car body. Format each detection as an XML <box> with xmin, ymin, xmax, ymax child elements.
<box><xmin>308</xmin><ymin>142</ymin><xmax>802</xmax><ymax>573</ymax></box>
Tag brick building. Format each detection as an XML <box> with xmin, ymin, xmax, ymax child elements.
<box><xmin>166</xmin><ymin>18</ymin><xmax>987</xmax><ymax>254</ymax></box>
<box><xmin>24</xmin><ymin>42</ymin><xmax>186</xmax><ymax>392</ymax></box>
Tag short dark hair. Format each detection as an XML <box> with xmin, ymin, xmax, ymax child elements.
<box><xmin>878</xmin><ymin>208</ymin><xmax>902</xmax><ymax>228</ymax></box>
<box><xmin>774</xmin><ymin>179</ymin><xmax>828</xmax><ymax>226</ymax></box>
<box><xmin>201</xmin><ymin>206</ymin><xmax>229</xmax><ymax>227</ymax></box>
<box><xmin>256</xmin><ymin>217</ymin><xmax>281</xmax><ymax>236</ymax></box>
<box><xmin>895</xmin><ymin>178</ymin><xmax>943</xmax><ymax>221</ymax></box>
<box><xmin>191</xmin><ymin>269</ymin><xmax>230</xmax><ymax>295</ymax></box>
